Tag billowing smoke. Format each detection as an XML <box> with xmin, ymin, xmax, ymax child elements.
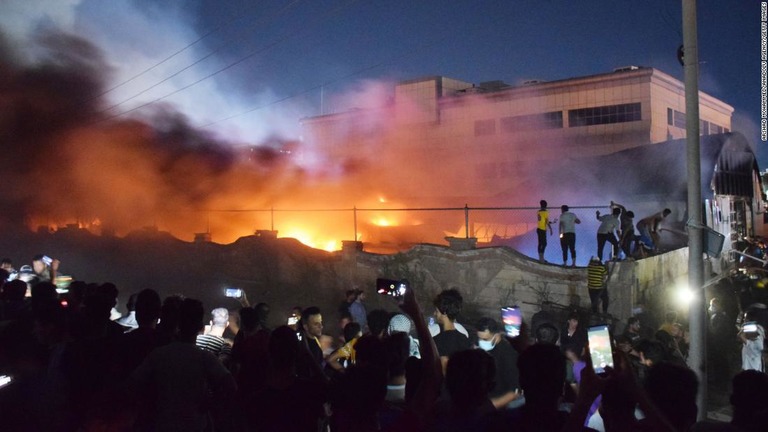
<box><xmin>0</xmin><ymin>16</ymin><xmax>724</xmax><ymax>258</ymax></box>
<box><xmin>0</xmin><ymin>29</ymin><xmax>312</xmax><ymax>241</ymax></box>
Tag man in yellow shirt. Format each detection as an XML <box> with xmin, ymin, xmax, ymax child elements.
<box><xmin>537</xmin><ymin>200</ymin><xmax>554</xmax><ymax>263</ymax></box>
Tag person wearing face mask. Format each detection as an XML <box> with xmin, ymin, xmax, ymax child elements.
<box><xmin>475</xmin><ymin>317</ymin><xmax>521</xmax><ymax>406</ymax></box>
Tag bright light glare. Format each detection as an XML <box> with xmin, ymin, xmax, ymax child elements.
<box><xmin>675</xmin><ymin>284</ymin><xmax>695</xmax><ymax>307</ymax></box>
<box><xmin>372</xmin><ymin>217</ymin><xmax>393</xmax><ymax>227</ymax></box>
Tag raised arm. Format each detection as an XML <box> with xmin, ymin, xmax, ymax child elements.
<box><xmin>398</xmin><ymin>282</ymin><xmax>441</xmax><ymax>418</ymax></box>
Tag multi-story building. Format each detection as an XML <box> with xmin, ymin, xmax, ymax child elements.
<box><xmin>301</xmin><ymin>66</ymin><xmax>764</xmax><ymax>258</ymax></box>
<box><xmin>301</xmin><ymin>66</ymin><xmax>734</xmax><ymax>200</ymax></box>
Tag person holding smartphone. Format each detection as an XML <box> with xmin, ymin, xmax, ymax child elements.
<box><xmin>739</xmin><ymin>310</ymin><xmax>765</xmax><ymax>372</ymax></box>
<box><xmin>31</xmin><ymin>254</ymin><xmax>59</xmax><ymax>286</ymax></box>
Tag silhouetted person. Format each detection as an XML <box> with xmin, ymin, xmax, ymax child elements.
<box><xmin>329</xmin><ymin>335</ymin><xmax>388</xmax><ymax>432</ymax></box>
<box><xmin>640</xmin><ymin>361</ymin><xmax>698</xmax><ymax>432</ymax></box>
<box><xmin>507</xmin><ymin>343</ymin><xmax>573</xmax><ymax>431</ymax></box>
<box><xmin>432</xmin><ymin>289</ymin><xmax>470</xmax><ymax>373</ymax></box>
<box><xmin>297</xmin><ymin>306</ymin><xmax>325</xmax><ymax>379</ymax></box>
<box><xmin>131</xmin><ymin>298</ymin><xmax>236</xmax><ymax>431</ymax></box>
<box><xmin>730</xmin><ymin>370</ymin><xmax>768</xmax><ymax>432</ymax></box>
<box><xmin>0</xmin><ymin>279</ymin><xmax>29</xmax><ymax>321</ymax></box>
<box><xmin>231</xmin><ymin>306</ymin><xmax>270</xmax><ymax>393</ymax></box>
<box><xmin>248</xmin><ymin>325</ymin><xmax>329</xmax><ymax>432</ymax></box>
<box><xmin>535</xmin><ymin>322</ymin><xmax>560</xmax><ymax>345</ymax></box>
<box><xmin>367</xmin><ymin>308</ymin><xmax>391</xmax><ymax>339</ymax></box>
<box><xmin>433</xmin><ymin>348</ymin><xmax>497</xmax><ymax>431</ymax></box>
<box><xmin>112</xmin><ymin>288</ymin><xmax>162</xmax><ymax>380</ymax></box>
<box><xmin>254</xmin><ymin>302</ymin><xmax>271</xmax><ymax>331</ymax></box>
<box><xmin>156</xmin><ymin>294</ymin><xmax>184</xmax><ymax>346</ymax></box>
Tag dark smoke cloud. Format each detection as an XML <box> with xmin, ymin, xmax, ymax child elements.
<box><xmin>0</xmin><ymin>28</ymin><xmax>302</xmax><ymax>241</ymax></box>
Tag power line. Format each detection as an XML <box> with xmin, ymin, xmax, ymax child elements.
<box><xmin>98</xmin><ymin>0</ymin><xmax>303</xmax><ymax>115</ymax></box>
<box><xmin>93</xmin><ymin>1</ymin><xmax>268</xmax><ymax>102</ymax></box>
<box><xmin>95</xmin><ymin>0</ymin><xmax>357</xmax><ymax>123</ymax></box>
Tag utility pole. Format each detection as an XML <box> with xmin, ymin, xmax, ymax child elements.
<box><xmin>682</xmin><ymin>0</ymin><xmax>706</xmax><ymax>420</ymax></box>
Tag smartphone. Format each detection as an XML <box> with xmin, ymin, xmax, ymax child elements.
<box><xmin>502</xmin><ymin>306</ymin><xmax>522</xmax><ymax>337</ymax></box>
<box><xmin>376</xmin><ymin>278</ymin><xmax>407</xmax><ymax>297</ymax></box>
<box><xmin>225</xmin><ymin>288</ymin><xmax>243</xmax><ymax>298</ymax></box>
<box><xmin>42</xmin><ymin>255</ymin><xmax>53</xmax><ymax>266</ymax></box>
<box><xmin>742</xmin><ymin>321</ymin><xmax>758</xmax><ymax>333</ymax></box>
<box><xmin>287</xmin><ymin>315</ymin><xmax>300</xmax><ymax>326</ymax></box>
<box><xmin>587</xmin><ymin>324</ymin><xmax>615</xmax><ymax>374</ymax></box>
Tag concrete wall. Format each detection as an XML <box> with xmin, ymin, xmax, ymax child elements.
<box><xmin>339</xmin><ymin>241</ymin><xmax>695</xmax><ymax>331</ymax></box>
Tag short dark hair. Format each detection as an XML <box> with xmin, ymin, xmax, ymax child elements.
<box><xmin>301</xmin><ymin>306</ymin><xmax>321</xmax><ymax>330</ymax></box>
<box><xmin>433</xmin><ymin>289</ymin><xmax>463</xmax><ymax>321</ymax></box>
<box><xmin>1</xmin><ymin>258</ymin><xmax>12</xmax><ymax>265</ymax></box>
<box><xmin>663</xmin><ymin>208</ymin><xmax>672</xmax><ymax>216</ymax></box>
<box><xmin>612</xmin><ymin>207</ymin><xmax>621</xmax><ymax>216</ymax></box>
<box><xmin>535</xmin><ymin>322</ymin><xmax>560</xmax><ymax>344</ymax></box>
<box><xmin>344</xmin><ymin>321</ymin><xmax>362</xmax><ymax>342</ymax></box>
<box><xmin>367</xmin><ymin>309</ymin><xmax>391</xmax><ymax>337</ymax></box>
<box><xmin>135</xmin><ymin>288</ymin><xmax>161</xmax><ymax>326</ymax></box>
<box><xmin>561</xmin><ymin>205</ymin><xmax>569</xmax><ymax>212</ymax></box>
<box><xmin>178</xmin><ymin>298</ymin><xmax>205</xmax><ymax>337</ymax></box>
<box><xmin>627</xmin><ymin>211</ymin><xmax>635</xmax><ymax>218</ymax></box>
<box><xmin>540</xmin><ymin>200</ymin><xmax>547</xmax><ymax>208</ymax></box>
<box><xmin>476</xmin><ymin>317</ymin><xmax>500</xmax><ymax>333</ymax></box>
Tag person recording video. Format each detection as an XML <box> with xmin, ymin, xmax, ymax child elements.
<box><xmin>31</xmin><ymin>254</ymin><xmax>59</xmax><ymax>286</ymax></box>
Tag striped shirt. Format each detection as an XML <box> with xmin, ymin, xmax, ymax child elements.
<box><xmin>587</xmin><ymin>262</ymin><xmax>607</xmax><ymax>289</ymax></box>
<box><xmin>196</xmin><ymin>334</ymin><xmax>233</xmax><ymax>363</ymax></box>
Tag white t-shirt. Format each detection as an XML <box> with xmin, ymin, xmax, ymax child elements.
<box><xmin>428</xmin><ymin>321</ymin><xmax>468</xmax><ymax>337</ymax></box>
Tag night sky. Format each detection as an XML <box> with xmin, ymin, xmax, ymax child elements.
<box><xmin>1</xmin><ymin>0</ymin><xmax>761</xmax><ymax>163</ymax></box>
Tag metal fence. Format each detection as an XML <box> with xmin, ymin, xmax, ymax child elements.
<box><xmin>194</xmin><ymin>204</ymin><xmax>612</xmax><ymax>264</ymax></box>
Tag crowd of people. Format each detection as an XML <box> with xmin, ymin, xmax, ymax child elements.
<box><xmin>535</xmin><ymin>200</ymin><xmax>673</xmax><ymax>267</ymax></box>
<box><xmin>1</xmin><ymin>254</ymin><xmax>767</xmax><ymax>432</ymax></box>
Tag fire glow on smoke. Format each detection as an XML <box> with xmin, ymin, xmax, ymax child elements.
<box><xmin>1</xmin><ymin>25</ymin><xmax>649</xmax><ymax>260</ymax></box>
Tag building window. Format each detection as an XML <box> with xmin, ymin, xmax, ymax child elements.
<box><xmin>568</xmin><ymin>103</ymin><xmax>641</xmax><ymax>127</ymax></box>
<box><xmin>711</xmin><ymin>124</ymin><xmax>723</xmax><ymax>134</ymax></box>
<box><xmin>474</xmin><ymin>119</ymin><xmax>496</xmax><ymax>136</ymax></box>
<box><xmin>700</xmin><ymin>120</ymin><xmax>710</xmax><ymax>135</ymax></box>
<box><xmin>667</xmin><ymin>108</ymin><xmax>686</xmax><ymax>129</ymax></box>
<box><xmin>500</xmin><ymin>111</ymin><xmax>563</xmax><ymax>133</ymax></box>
